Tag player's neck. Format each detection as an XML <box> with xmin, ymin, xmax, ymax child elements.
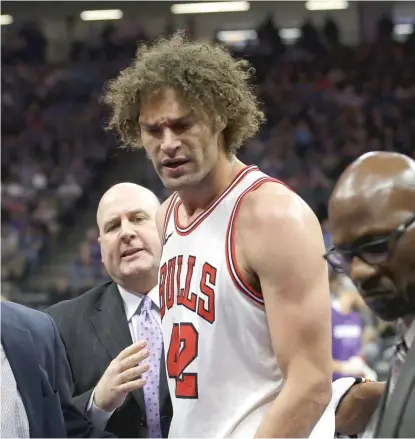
<box><xmin>179</xmin><ymin>156</ymin><xmax>245</xmax><ymax>214</ymax></box>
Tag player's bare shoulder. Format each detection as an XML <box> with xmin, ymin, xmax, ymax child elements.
<box><xmin>237</xmin><ymin>181</ymin><xmax>320</xmax><ymax>237</ymax></box>
<box><xmin>235</xmin><ymin>180</ymin><xmax>327</xmax><ymax>300</ymax></box>
<box><xmin>233</xmin><ymin>180</ymin><xmax>326</xmax><ymax>278</ymax></box>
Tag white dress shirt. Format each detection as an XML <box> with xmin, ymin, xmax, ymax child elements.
<box><xmin>1</xmin><ymin>342</ymin><xmax>30</xmax><ymax>438</ymax></box>
<box><xmin>119</xmin><ymin>285</ymin><xmax>161</xmax><ymax>340</ymax></box>
<box><xmin>400</xmin><ymin>317</ymin><xmax>415</xmax><ymax>350</ymax></box>
<box><xmin>87</xmin><ymin>285</ymin><xmax>160</xmax><ymax>428</ymax></box>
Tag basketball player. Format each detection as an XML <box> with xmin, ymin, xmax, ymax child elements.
<box><xmin>103</xmin><ymin>32</ymin><xmax>333</xmax><ymax>438</ymax></box>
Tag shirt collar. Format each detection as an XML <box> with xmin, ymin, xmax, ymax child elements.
<box><xmin>405</xmin><ymin>318</ymin><xmax>415</xmax><ymax>349</ymax></box>
<box><xmin>117</xmin><ymin>284</ymin><xmax>159</xmax><ymax>322</ymax></box>
<box><xmin>397</xmin><ymin>317</ymin><xmax>415</xmax><ymax>349</ymax></box>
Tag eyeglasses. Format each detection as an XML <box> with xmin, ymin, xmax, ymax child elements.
<box><xmin>324</xmin><ymin>212</ymin><xmax>415</xmax><ymax>273</ymax></box>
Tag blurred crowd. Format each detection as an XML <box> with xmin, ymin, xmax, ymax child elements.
<box><xmin>1</xmin><ymin>61</ymin><xmax>113</xmax><ymax>282</ymax></box>
<box><xmin>1</xmin><ymin>13</ymin><xmax>415</xmax><ymax>375</ymax></box>
<box><xmin>1</xmin><ymin>24</ymin><xmax>142</xmax><ymax>290</ymax></box>
<box><xmin>330</xmin><ymin>272</ymin><xmax>397</xmax><ymax>381</ymax></box>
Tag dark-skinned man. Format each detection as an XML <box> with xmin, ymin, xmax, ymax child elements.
<box><xmin>325</xmin><ymin>151</ymin><xmax>415</xmax><ymax>438</ymax></box>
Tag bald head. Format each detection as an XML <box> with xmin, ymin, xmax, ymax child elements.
<box><xmin>97</xmin><ymin>182</ymin><xmax>161</xmax><ymax>294</ymax></box>
<box><xmin>327</xmin><ymin>152</ymin><xmax>415</xmax><ymax>321</ymax></box>
<box><xmin>97</xmin><ymin>183</ymin><xmax>160</xmax><ymax>233</ymax></box>
<box><xmin>329</xmin><ymin>151</ymin><xmax>415</xmax><ymax>238</ymax></box>
<box><xmin>332</xmin><ymin>151</ymin><xmax>415</xmax><ymax>203</ymax></box>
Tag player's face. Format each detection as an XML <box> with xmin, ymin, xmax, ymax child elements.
<box><xmin>139</xmin><ymin>88</ymin><xmax>224</xmax><ymax>191</ymax></box>
<box><xmin>328</xmin><ymin>192</ymin><xmax>415</xmax><ymax>321</ymax></box>
<box><xmin>98</xmin><ymin>190</ymin><xmax>161</xmax><ymax>285</ymax></box>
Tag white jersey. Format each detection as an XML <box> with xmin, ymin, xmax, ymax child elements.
<box><xmin>159</xmin><ymin>165</ymin><xmax>334</xmax><ymax>438</ymax></box>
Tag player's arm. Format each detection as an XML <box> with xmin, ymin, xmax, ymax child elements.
<box><xmin>239</xmin><ymin>185</ymin><xmax>333</xmax><ymax>438</ymax></box>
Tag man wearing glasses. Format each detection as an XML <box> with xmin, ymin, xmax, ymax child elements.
<box><xmin>325</xmin><ymin>151</ymin><xmax>415</xmax><ymax>437</ymax></box>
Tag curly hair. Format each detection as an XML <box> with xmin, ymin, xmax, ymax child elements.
<box><xmin>102</xmin><ymin>31</ymin><xmax>265</xmax><ymax>154</ymax></box>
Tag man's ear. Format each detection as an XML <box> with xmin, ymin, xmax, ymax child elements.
<box><xmin>214</xmin><ymin>115</ymin><xmax>227</xmax><ymax>133</ymax></box>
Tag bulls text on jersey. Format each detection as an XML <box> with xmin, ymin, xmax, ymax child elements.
<box><xmin>159</xmin><ymin>255</ymin><xmax>216</xmax><ymax>324</ymax></box>
<box><xmin>159</xmin><ymin>255</ymin><xmax>217</xmax><ymax>399</ymax></box>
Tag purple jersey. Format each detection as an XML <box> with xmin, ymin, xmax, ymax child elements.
<box><xmin>331</xmin><ymin>301</ymin><xmax>363</xmax><ymax>380</ymax></box>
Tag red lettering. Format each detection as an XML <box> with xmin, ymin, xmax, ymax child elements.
<box><xmin>198</xmin><ymin>263</ymin><xmax>216</xmax><ymax>324</ymax></box>
<box><xmin>176</xmin><ymin>255</ymin><xmax>184</xmax><ymax>306</ymax></box>
<box><xmin>159</xmin><ymin>263</ymin><xmax>167</xmax><ymax>319</ymax></box>
<box><xmin>167</xmin><ymin>323</ymin><xmax>199</xmax><ymax>399</ymax></box>
<box><xmin>181</xmin><ymin>256</ymin><xmax>197</xmax><ymax>312</ymax></box>
<box><xmin>166</xmin><ymin>258</ymin><xmax>176</xmax><ymax>310</ymax></box>
<box><xmin>159</xmin><ymin>255</ymin><xmax>217</xmax><ymax>324</ymax></box>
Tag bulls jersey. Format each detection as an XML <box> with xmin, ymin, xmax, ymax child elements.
<box><xmin>159</xmin><ymin>165</ymin><xmax>334</xmax><ymax>438</ymax></box>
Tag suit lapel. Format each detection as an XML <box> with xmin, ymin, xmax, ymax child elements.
<box><xmin>1</xmin><ymin>304</ymin><xmax>43</xmax><ymax>438</ymax></box>
<box><xmin>373</xmin><ymin>376</ymin><xmax>390</xmax><ymax>437</ymax></box>
<box><xmin>375</xmin><ymin>343</ymin><xmax>415</xmax><ymax>437</ymax></box>
<box><xmin>89</xmin><ymin>283</ymin><xmax>146</xmax><ymax>412</ymax></box>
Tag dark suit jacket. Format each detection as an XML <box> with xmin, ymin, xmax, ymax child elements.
<box><xmin>1</xmin><ymin>301</ymin><xmax>114</xmax><ymax>438</ymax></box>
<box><xmin>374</xmin><ymin>342</ymin><xmax>415</xmax><ymax>437</ymax></box>
<box><xmin>47</xmin><ymin>281</ymin><xmax>172</xmax><ymax>438</ymax></box>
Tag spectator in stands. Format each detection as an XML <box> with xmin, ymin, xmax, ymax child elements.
<box><xmin>1</xmin><ymin>223</ymin><xmax>19</xmax><ymax>263</ymax></box>
<box><xmin>70</xmin><ymin>242</ymin><xmax>102</xmax><ymax>291</ymax></box>
<box><xmin>48</xmin><ymin>278</ymin><xmax>75</xmax><ymax>305</ymax></box>
<box><xmin>85</xmin><ymin>227</ymin><xmax>101</xmax><ymax>260</ymax></box>
<box><xmin>18</xmin><ymin>225</ymin><xmax>44</xmax><ymax>274</ymax></box>
<box><xmin>330</xmin><ymin>274</ymin><xmax>377</xmax><ymax>381</ymax></box>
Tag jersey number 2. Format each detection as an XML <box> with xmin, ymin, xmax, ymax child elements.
<box><xmin>166</xmin><ymin>323</ymin><xmax>199</xmax><ymax>399</ymax></box>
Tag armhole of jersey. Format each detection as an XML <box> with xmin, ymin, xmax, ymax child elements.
<box><xmin>162</xmin><ymin>193</ymin><xmax>179</xmax><ymax>243</ymax></box>
<box><xmin>226</xmin><ymin>176</ymin><xmax>294</xmax><ymax>307</ymax></box>
<box><xmin>225</xmin><ymin>177</ymin><xmax>277</xmax><ymax>307</ymax></box>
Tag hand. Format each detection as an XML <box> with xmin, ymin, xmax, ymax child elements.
<box><xmin>94</xmin><ymin>341</ymin><xmax>150</xmax><ymax>412</ymax></box>
<box><xmin>340</xmin><ymin>356</ymin><xmax>370</xmax><ymax>377</ymax></box>
<box><xmin>336</xmin><ymin>380</ymin><xmax>385</xmax><ymax>435</ymax></box>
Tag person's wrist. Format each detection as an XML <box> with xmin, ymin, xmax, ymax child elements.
<box><xmin>93</xmin><ymin>388</ymin><xmax>111</xmax><ymax>412</ymax></box>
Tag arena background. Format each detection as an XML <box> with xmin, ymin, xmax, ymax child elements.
<box><xmin>2</xmin><ymin>0</ymin><xmax>415</xmax><ymax>381</ymax></box>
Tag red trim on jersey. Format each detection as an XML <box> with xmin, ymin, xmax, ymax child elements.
<box><xmin>174</xmin><ymin>165</ymin><xmax>258</xmax><ymax>236</ymax></box>
<box><xmin>162</xmin><ymin>192</ymin><xmax>179</xmax><ymax>243</ymax></box>
<box><xmin>225</xmin><ymin>177</ymin><xmax>293</xmax><ymax>307</ymax></box>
